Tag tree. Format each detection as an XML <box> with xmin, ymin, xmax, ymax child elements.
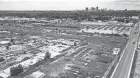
<box><xmin>10</xmin><ymin>38</ymin><xmax>15</xmax><ymax>45</ymax></box>
<box><xmin>6</xmin><ymin>45</ymin><xmax>9</xmax><ymax>50</ymax></box>
<box><xmin>85</xmin><ymin>7</ymin><xmax>89</xmax><ymax>11</ymax></box>
<box><xmin>125</xmin><ymin>9</ymin><xmax>127</xmax><ymax>11</ymax></box>
<box><xmin>96</xmin><ymin>7</ymin><xmax>99</xmax><ymax>11</ymax></box>
<box><xmin>6</xmin><ymin>43</ymin><xmax>11</xmax><ymax>50</ymax></box>
<box><xmin>74</xmin><ymin>42</ymin><xmax>77</xmax><ymax>46</ymax></box>
<box><xmin>0</xmin><ymin>57</ymin><xmax>5</xmax><ymax>62</ymax></box>
<box><xmin>86</xmin><ymin>26</ymin><xmax>90</xmax><ymax>30</ymax></box>
<box><xmin>10</xmin><ymin>64</ymin><xmax>24</xmax><ymax>76</ymax></box>
<box><xmin>44</xmin><ymin>52</ymin><xmax>51</xmax><ymax>61</ymax></box>
<box><xmin>58</xmin><ymin>30</ymin><xmax>61</xmax><ymax>33</ymax></box>
<box><xmin>91</xmin><ymin>7</ymin><xmax>95</xmax><ymax>11</ymax></box>
<box><xmin>11</xmin><ymin>38</ymin><xmax>14</xmax><ymax>42</ymax></box>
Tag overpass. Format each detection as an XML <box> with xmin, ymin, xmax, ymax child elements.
<box><xmin>110</xmin><ymin>22</ymin><xmax>139</xmax><ymax>78</ymax></box>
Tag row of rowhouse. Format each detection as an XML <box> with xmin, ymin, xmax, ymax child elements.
<box><xmin>78</xmin><ymin>25</ymin><xmax>132</xmax><ymax>36</ymax></box>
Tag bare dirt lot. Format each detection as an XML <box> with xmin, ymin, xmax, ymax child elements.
<box><xmin>0</xmin><ymin>20</ymin><xmax>128</xmax><ymax>78</ymax></box>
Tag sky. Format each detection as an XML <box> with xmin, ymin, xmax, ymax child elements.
<box><xmin>0</xmin><ymin>0</ymin><xmax>140</xmax><ymax>10</ymax></box>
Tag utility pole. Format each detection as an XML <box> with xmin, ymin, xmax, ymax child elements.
<box><xmin>137</xmin><ymin>19</ymin><xmax>140</xmax><ymax>47</ymax></box>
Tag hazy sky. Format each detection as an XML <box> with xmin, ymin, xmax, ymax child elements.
<box><xmin>0</xmin><ymin>0</ymin><xmax>140</xmax><ymax>10</ymax></box>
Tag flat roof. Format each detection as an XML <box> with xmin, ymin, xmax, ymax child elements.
<box><xmin>97</xmin><ymin>26</ymin><xmax>105</xmax><ymax>30</ymax></box>
<box><xmin>125</xmin><ymin>27</ymin><xmax>131</xmax><ymax>31</ymax></box>
<box><xmin>120</xmin><ymin>27</ymin><xmax>126</xmax><ymax>31</ymax></box>
<box><xmin>104</xmin><ymin>26</ymin><xmax>112</xmax><ymax>30</ymax></box>
<box><xmin>109</xmin><ymin>26</ymin><xmax>116</xmax><ymax>30</ymax></box>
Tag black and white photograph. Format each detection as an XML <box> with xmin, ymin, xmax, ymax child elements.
<box><xmin>0</xmin><ymin>0</ymin><xmax>140</xmax><ymax>78</ymax></box>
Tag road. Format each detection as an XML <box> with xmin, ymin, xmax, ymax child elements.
<box><xmin>110</xmin><ymin>22</ymin><xmax>139</xmax><ymax>78</ymax></box>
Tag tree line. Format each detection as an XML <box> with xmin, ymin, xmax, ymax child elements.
<box><xmin>0</xmin><ymin>10</ymin><xmax>140</xmax><ymax>21</ymax></box>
